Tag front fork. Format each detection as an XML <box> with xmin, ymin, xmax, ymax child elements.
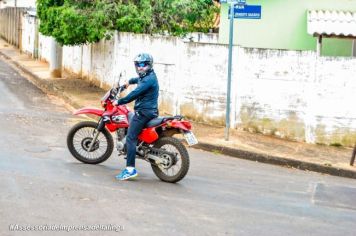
<box><xmin>88</xmin><ymin>117</ymin><xmax>109</xmax><ymax>152</ymax></box>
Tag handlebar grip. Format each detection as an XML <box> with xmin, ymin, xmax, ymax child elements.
<box><xmin>118</xmin><ymin>85</ymin><xmax>127</xmax><ymax>93</ymax></box>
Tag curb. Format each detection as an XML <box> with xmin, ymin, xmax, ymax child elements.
<box><xmin>2</xmin><ymin>49</ymin><xmax>356</xmax><ymax>180</ymax></box>
<box><xmin>193</xmin><ymin>142</ymin><xmax>356</xmax><ymax>179</ymax></box>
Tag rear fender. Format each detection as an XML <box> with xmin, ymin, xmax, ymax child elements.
<box><xmin>168</xmin><ymin>120</ymin><xmax>192</xmax><ymax>132</ymax></box>
<box><xmin>74</xmin><ymin>108</ymin><xmax>104</xmax><ymax>117</ymax></box>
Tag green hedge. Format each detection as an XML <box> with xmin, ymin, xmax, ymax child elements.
<box><xmin>37</xmin><ymin>0</ymin><xmax>218</xmax><ymax>45</ymax></box>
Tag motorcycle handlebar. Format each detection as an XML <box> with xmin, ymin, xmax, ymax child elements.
<box><xmin>118</xmin><ymin>85</ymin><xmax>127</xmax><ymax>93</ymax></box>
<box><xmin>109</xmin><ymin>85</ymin><xmax>126</xmax><ymax>99</ymax></box>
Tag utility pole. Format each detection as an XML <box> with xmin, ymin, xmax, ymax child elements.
<box><xmin>225</xmin><ymin>1</ymin><xmax>235</xmax><ymax>141</ymax></box>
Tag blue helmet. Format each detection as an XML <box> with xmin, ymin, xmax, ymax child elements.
<box><xmin>134</xmin><ymin>53</ymin><xmax>153</xmax><ymax>77</ymax></box>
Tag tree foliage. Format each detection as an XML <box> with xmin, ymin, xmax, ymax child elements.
<box><xmin>37</xmin><ymin>0</ymin><xmax>219</xmax><ymax>45</ymax></box>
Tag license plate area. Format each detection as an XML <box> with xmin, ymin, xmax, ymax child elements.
<box><xmin>184</xmin><ymin>131</ymin><xmax>198</xmax><ymax>146</ymax></box>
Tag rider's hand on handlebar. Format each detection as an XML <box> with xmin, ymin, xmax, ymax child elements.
<box><xmin>112</xmin><ymin>81</ymin><xmax>130</xmax><ymax>106</ymax></box>
<box><xmin>112</xmin><ymin>99</ymin><xmax>119</xmax><ymax>106</ymax></box>
<box><xmin>123</xmin><ymin>81</ymin><xmax>129</xmax><ymax>89</ymax></box>
<box><xmin>117</xmin><ymin>81</ymin><xmax>129</xmax><ymax>93</ymax></box>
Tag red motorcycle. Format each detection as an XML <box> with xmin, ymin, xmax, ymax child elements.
<box><xmin>67</xmin><ymin>83</ymin><xmax>198</xmax><ymax>183</ymax></box>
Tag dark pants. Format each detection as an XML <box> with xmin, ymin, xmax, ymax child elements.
<box><xmin>126</xmin><ymin>109</ymin><xmax>158</xmax><ymax>167</ymax></box>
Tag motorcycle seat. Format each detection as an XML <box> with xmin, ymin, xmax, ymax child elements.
<box><xmin>145</xmin><ymin>117</ymin><xmax>165</xmax><ymax>127</ymax></box>
<box><xmin>128</xmin><ymin>112</ymin><xmax>174</xmax><ymax>128</ymax></box>
<box><xmin>145</xmin><ymin>116</ymin><xmax>178</xmax><ymax>127</ymax></box>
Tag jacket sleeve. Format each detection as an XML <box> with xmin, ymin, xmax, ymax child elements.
<box><xmin>129</xmin><ymin>77</ymin><xmax>139</xmax><ymax>84</ymax></box>
<box><xmin>116</xmin><ymin>77</ymin><xmax>153</xmax><ymax>105</ymax></box>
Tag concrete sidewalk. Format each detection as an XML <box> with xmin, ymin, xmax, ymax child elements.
<box><xmin>1</xmin><ymin>38</ymin><xmax>355</xmax><ymax>179</ymax></box>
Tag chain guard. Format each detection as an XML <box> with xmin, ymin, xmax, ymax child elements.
<box><xmin>148</xmin><ymin>147</ymin><xmax>178</xmax><ymax>169</ymax></box>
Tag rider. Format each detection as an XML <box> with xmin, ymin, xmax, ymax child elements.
<box><xmin>114</xmin><ymin>53</ymin><xmax>159</xmax><ymax>180</ymax></box>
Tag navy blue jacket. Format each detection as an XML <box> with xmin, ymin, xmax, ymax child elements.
<box><xmin>116</xmin><ymin>70</ymin><xmax>159</xmax><ymax>111</ymax></box>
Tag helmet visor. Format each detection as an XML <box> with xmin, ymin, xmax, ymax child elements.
<box><xmin>135</xmin><ymin>62</ymin><xmax>148</xmax><ymax>68</ymax></box>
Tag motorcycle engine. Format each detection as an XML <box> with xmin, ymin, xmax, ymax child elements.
<box><xmin>116</xmin><ymin>128</ymin><xmax>126</xmax><ymax>152</ymax></box>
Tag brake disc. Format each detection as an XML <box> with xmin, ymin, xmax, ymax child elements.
<box><xmin>81</xmin><ymin>137</ymin><xmax>100</xmax><ymax>152</ymax></box>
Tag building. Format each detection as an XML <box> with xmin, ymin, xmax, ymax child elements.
<box><xmin>0</xmin><ymin>0</ymin><xmax>36</xmax><ymax>9</ymax></box>
<box><xmin>219</xmin><ymin>0</ymin><xmax>356</xmax><ymax>56</ymax></box>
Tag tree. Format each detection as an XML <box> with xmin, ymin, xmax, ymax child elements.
<box><xmin>37</xmin><ymin>0</ymin><xmax>219</xmax><ymax>45</ymax></box>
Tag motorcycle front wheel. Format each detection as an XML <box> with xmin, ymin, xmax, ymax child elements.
<box><xmin>151</xmin><ymin>137</ymin><xmax>190</xmax><ymax>183</ymax></box>
<box><xmin>67</xmin><ymin>121</ymin><xmax>114</xmax><ymax>164</ymax></box>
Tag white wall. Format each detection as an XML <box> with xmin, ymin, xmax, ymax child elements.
<box><xmin>37</xmin><ymin>32</ymin><xmax>356</xmax><ymax>146</ymax></box>
<box><xmin>38</xmin><ymin>34</ymin><xmax>51</xmax><ymax>62</ymax></box>
<box><xmin>21</xmin><ymin>14</ymin><xmax>35</xmax><ymax>55</ymax></box>
<box><xmin>21</xmin><ymin>13</ymin><xmax>52</xmax><ymax>62</ymax></box>
<box><xmin>182</xmin><ymin>32</ymin><xmax>219</xmax><ymax>44</ymax></box>
<box><xmin>0</xmin><ymin>0</ymin><xmax>36</xmax><ymax>8</ymax></box>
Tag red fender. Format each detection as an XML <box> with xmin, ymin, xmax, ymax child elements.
<box><xmin>169</xmin><ymin>120</ymin><xmax>192</xmax><ymax>131</ymax></box>
<box><xmin>74</xmin><ymin>108</ymin><xmax>104</xmax><ymax>117</ymax></box>
<box><xmin>139</xmin><ymin>127</ymin><xmax>159</xmax><ymax>144</ymax></box>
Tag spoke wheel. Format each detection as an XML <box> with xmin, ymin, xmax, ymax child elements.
<box><xmin>67</xmin><ymin>121</ymin><xmax>114</xmax><ymax>164</ymax></box>
<box><xmin>151</xmin><ymin>137</ymin><xmax>190</xmax><ymax>183</ymax></box>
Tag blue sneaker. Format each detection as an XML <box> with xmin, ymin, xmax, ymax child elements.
<box><xmin>115</xmin><ymin>168</ymin><xmax>138</xmax><ymax>180</ymax></box>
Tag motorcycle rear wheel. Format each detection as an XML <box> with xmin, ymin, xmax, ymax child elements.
<box><xmin>151</xmin><ymin>137</ymin><xmax>190</xmax><ymax>183</ymax></box>
<box><xmin>67</xmin><ymin>121</ymin><xmax>114</xmax><ymax>164</ymax></box>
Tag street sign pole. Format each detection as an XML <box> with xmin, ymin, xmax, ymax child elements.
<box><xmin>225</xmin><ymin>1</ymin><xmax>235</xmax><ymax>141</ymax></box>
<box><xmin>223</xmin><ymin>0</ymin><xmax>260</xmax><ymax>140</ymax></box>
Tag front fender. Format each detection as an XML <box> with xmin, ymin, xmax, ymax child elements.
<box><xmin>74</xmin><ymin>108</ymin><xmax>104</xmax><ymax>117</ymax></box>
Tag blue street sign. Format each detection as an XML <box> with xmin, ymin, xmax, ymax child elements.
<box><xmin>229</xmin><ymin>4</ymin><xmax>262</xmax><ymax>19</ymax></box>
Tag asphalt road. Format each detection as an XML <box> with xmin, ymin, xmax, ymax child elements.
<box><xmin>1</xmin><ymin>55</ymin><xmax>356</xmax><ymax>236</ymax></box>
